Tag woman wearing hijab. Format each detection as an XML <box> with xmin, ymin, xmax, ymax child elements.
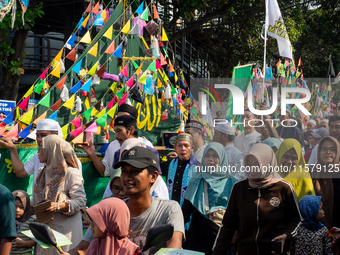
<box><xmin>34</xmin><ymin>135</ymin><xmax>86</xmax><ymax>255</ymax></box>
<box><xmin>11</xmin><ymin>190</ymin><xmax>36</xmax><ymax>255</ymax></box>
<box><xmin>182</xmin><ymin>143</ymin><xmax>237</xmax><ymax>255</ymax></box>
<box><xmin>84</xmin><ymin>198</ymin><xmax>140</xmax><ymax>255</ymax></box>
<box><xmin>312</xmin><ymin>136</ymin><xmax>340</xmax><ymax>228</ymax></box>
<box><xmin>263</xmin><ymin>137</ymin><xmax>282</xmax><ymax>153</ymax></box>
<box><xmin>275</xmin><ymin>138</ymin><xmax>315</xmax><ymax>200</ymax></box>
<box><xmin>213</xmin><ymin>143</ymin><xmax>302</xmax><ymax>255</ymax></box>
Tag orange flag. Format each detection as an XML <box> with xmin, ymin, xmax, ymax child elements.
<box><xmin>104</xmin><ymin>41</ymin><xmax>115</xmax><ymax>54</ymax></box>
<box><xmin>66</xmin><ymin>48</ymin><xmax>76</xmax><ymax>61</ymax></box>
<box><xmin>55</xmin><ymin>76</ymin><xmax>67</xmax><ymax>90</ymax></box>
<box><xmin>153</xmin><ymin>4</ymin><xmax>159</xmax><ymax>19</ymax></box>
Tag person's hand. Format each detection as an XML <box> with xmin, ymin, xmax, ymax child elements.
<box><xmin>82</xmin><ymin>220</ymin><xmax>90</xmax><ymax>229</ymax></box>
<box><xmin>167</xmin><ymin>152</ymin><xmax>178</xmax><ymax>159</ymax></box>
<box><xmin>43</xmin><ymin>202</ymin><xmax>59</xmax><ymax>212</ymax></box>
<box><xmin>332</xmin><ymin>233</ymin><xmax>340</xmax><ymax>246</ymax></box>
<box><xmin>12</xmin><ymin>238</ymin><xmax>24</xmax><ymax>247</ymax></box>
<box><xmin>271</xmin><ymin>234</ymin><xmax>287</xmax><ymax>255</ymax></box>
<box><xmin>0</xmin><ymin>137</ymin><xmax>16</xmax><ymax>150</ymax></box>
<box><xmin>82</xmin><ymin>141</ymin><xmax>96</xmax><ymax>157</ymax></box>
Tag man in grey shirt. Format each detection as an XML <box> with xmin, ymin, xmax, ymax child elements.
<box><xmin>68</xmin><ymin>147</ymin><xmax>184</xmax><ymax>255</ymax></box>
<box><xmin>213</xmin><ymin>123</ymin><xmax>247</xmax><ymax>180</ymax></box>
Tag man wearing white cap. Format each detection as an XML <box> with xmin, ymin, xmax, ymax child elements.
<box><xmin>0</xmin><ymin>119</ymin><xmax>82</xmax><ymax>196</ymax></box>
<box><xmin>213</xmin><ymin>123</ymin><xmax>247</xmax><ymax>180</ymax></box>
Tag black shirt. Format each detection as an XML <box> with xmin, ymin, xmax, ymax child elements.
<box><xmin>172</xmin><ymin>159</ymin><xmax>189</xmax><ymax>203</ymax></box>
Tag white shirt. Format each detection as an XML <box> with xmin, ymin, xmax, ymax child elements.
<box><xmin>224</xmin><ymin>143</ymin><xmax>247</xmax><ymax>180</ymax></box>
<box><xmin>24</xmin><ymin>153</ymin><xmax>82</xmax><ymax>202</ymax></box>
<box><xmin>308</xmin><ymin>144</ymin><xmax>318</xmax><ymax>165</ymax></box>
<box><xmin>194</xmin><ymin>142</ymin><xmax>208</xmax><ymax>164</ymax></box>
<box><xmin>234</xmin><ymin>130</ymin><xmax>261</xmax><ymax>155</ymax></box>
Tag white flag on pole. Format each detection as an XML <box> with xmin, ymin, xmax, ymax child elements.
<box><xmin>266</xmin><ymin>0</ymin><xmax>293</xmax><ymax>59</ymax></box>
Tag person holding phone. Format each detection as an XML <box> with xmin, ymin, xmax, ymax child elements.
<box><xmin>212</xmin><ymin>144</ymin><xmax>302</xmax><ymax>255</ymax></box>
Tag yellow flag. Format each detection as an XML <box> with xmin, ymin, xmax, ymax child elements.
<box><xmin>157</xmin><ymin>79</ymin><xmax>163</xmax><ymax>88</ymax></box>
<box><xmin>121</xmin><ymin>20</ymin><xmax>131</xmax><ymax>34</ymax></box>
<box><xmin>51</xmin><ymin>62</ymin><xmax>61</xmax><ymax>78</ymax></box>
<box><xmin>96</xmin><ymin>108</ymin><xmax>106</xmax><ymax>118</ymax></box>
<box><xmin>20</xmin><ymin>107</ymin><xmax>34</xmax><ymax>125</ymax></box>
<box><xmin>84</xmin><ymin>97</ymin><xmax>90</xmax><ymax>110</ymax></box>
<box><xmin>101</xmin><ymin>10</ymin><xmax>107</xmax><ymax>23</ymax></box>
<box><xmin>138</xmin><ymin>71</ymin><xmax>147</xmax><ymax>84</ymax></box>
<box><xmin>103</xmin><ymin>26</ymin><xmax>113</xmax><ymax>40</ymax></box>
<box><xmin>80</xmin><ymin>31</ymin><xmax>92</xmax><ymax>44</ymax></box>
<box><xmin>63</xmin><ymin>95</ymin><xmax>76</xmax><ymax>109</ymax></box>
<box><xmin>24</xmin><ymin>85</ymin><xmax>34</xmax><ymax>98</ymax></box>
<box><xmin>88</xmin><ymin>42</ymin><xmax>98</xmax><ymax>57</ymax></box>
<box><xmin>91</xmin><ymin>107</ymin><xmax>99</xmax><ymax>116</ymax></box>
<box><xmin>135</xmin><ymin>63</ymin><xmax>143</xmax><ymax>75</ymax></box>
<box><xmin>82</xmin><ymin>15</ymin><xmax>90</xmax><ymax>27</ymax></box>
<box><xmin>72</xmin><ymin>132</ymin><xmax>84</xmax><ymax>143</ymax></box>
<box><xmin>162</xmin><ymin>27</ymin><xmax>169</xmax><ymax>41</ymax></box>
<box><xmin>61</xmin><ymin>123</ymin><xmax>69</xmax><ymax>136</ymax></box>
<box><xmin>55</xmin><ymin>49</ymin><xmax>63</xmax><ymax>62</ymax></box>
<box><xmin>110</xmin><ymin>82</ymin><xmax>117</xmax><ymax>92</ymax></box>
<box><xmin>15</xmin><ymin>107</ymin><xmax>20</xmax><ymax>120</ymax></box>
<box><xmin>174</xmin><ymin>72</ymin><xmax>178</xmax><ymax>82</ymax></box>
<box><xmin>33</xmin><ymin>111</ymin><xmax>47</xmax><ymax>125</ymax></box>
<box><xmin>163</xmin><ymin>70</ymin><xmax>169</xmax><ymax>82</ymax></box>
<box><xmin>88</xmin><ymin>61</ymin><xmax>98</xmax><ymax>76</ymax></box>
<box><xmin>107</xmin><ymin>103</ymin><xmax>117</xmax><ymax>118</ymax></box>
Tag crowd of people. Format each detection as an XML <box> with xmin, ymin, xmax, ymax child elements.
<box><xmin>1</xmin><ymin>103</ymin><xmax>340</xmax><ymax>255</ymax></box>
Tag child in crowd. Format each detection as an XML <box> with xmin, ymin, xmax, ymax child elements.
<box><xmin>11</xmin><ymin>190</ymin><xmax>36</xmax><ymax>255</ymax></box>
<box><xmin>294</xmin><ymin>195</ymin><xmax>332</xmax><ymax>255</ymax></box>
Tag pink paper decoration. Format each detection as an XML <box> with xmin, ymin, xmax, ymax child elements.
<box><xmin>4</xmin><ymin>124</ymin><xmax>18</xmax><ymax>138</ymax></box>
<box><xmin>156</xmin><ymin>59</ymin><xmax>162</xmax><ymax>69</ymax></box>
<box><xmin>70</xmin><ymin>116</ymin><xmax>81</xmax><ymax>128</ymax></box>
<box><xmin>107</xmin><ymin>98</ymin><xmax>115</xmax><ymax>109</ymax></box>
<box><xmin>118</xmin><ymin>94</ymin><xmax>128</xmax><ymax>105</ymax></box>
<box><xmin>84</xmin><ymin>122</ymin><xmax>99</xmax><ymax>133</ymax></box>
<box><xmin>126</xmin><ymin>77</ymin><xmax>134</xmax><ymax>88</ymax></box>
<box><xmin>120</xmin><ymin>63</ymin><xmax>129</xmax><ymax>77</ymax></box>
<box><xmin>39</xmin><ymin>66</ymin><xmax>49</xmax><ymax>80</ymax></box>
<box><xmin>70</xmin><ymin>125</ymin><xmax>83</xmax><ymax>137</ymax></box>
<box><xmin>18</xmin><ymin>96</ymin><xmax>30</xmax><ymax>110</ymax></box>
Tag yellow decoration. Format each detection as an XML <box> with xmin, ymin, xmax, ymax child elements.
<box><xmin>55</xmin><ymin>49</ymin><xmax>63</xmax><ymax>62</ymax></box>
<box><xmin>103</xmin><ymin>25</ymin><xmax>113</xmax><ymax>39</ymax></box>
<box><xmin>85</xmin><ymin>97</ymin><xmax>90</xmax><ymax>110</ymax></box>
<box><xmin>135</xmin><ymin>63</ymin><xmax>143</xmax><ymax>75</ymax></box>
<box><xmin>96</xmin><ymin>108</ymin><xmax>106</xmax><ymax>118</ymax></box>
<box><xmin>110</xmin><ymin>82</ymin><xmax>117</xmax><ymax>92</ymax></box>
<box><xmin>15</xmin><ymin>107</ymin><xmax>20</xmax><ymax>120</ymax></box>
<box><xmin>88</xmin><ymin>42</ymin><xmax>98</xmax><ymax>57</ymax></box>
<box><xmin>72</xmin><ymin>132</ymin><xmax>84</xmax><ymax>144</ymax></box>
<box><xmin>61</xmin><ymin>123</ymin><xmax>69</xmax><ymax>137</ymax></box>
<box><xmin>51</xmin><ymin>62</ymin><xmax>61</xmax><ymax>78</ymax></box>
<box><xmin>162</xmin><ymin>27</ymin><xmax>169</xmax><ymax>41</ymax></box>
<box><xmin>33</xmin><ymin>111</ymin><xmax>47</xmax><ymax>125</ymax></box>
<box><xmin>20</xmin><ymin>107</ymin><xmax>34</xmax><ymax>125</ymax></box>
<box><xmin>80</xmin><ymin>31</ymin><xmax>92</xmax><ymax>44</ymax></box>
<box><xmin>91</xmin><ymin>107</ymin><xmax>99</xmax><ymax>116</ymax></box>
<box><xmin>82</xmin><ymin>15</ymin><xmax>90</xmax><ymax>27</ymax></box>
<box><xmin>121</xmin><ymin>20</ymin><xmax>131</xmax><ymax>34</ymax></box>
<box><xmin>174</xmin><ymin>72</ymin><xmax>178</xmax><ymax>82</ymax></box>
<box><xmin>156</xmin><ymin>98</ymin><xmax>162</xmax><ymax>127</ymax></box>
<box><xmin>63</xmin><ymin>95</ymin><xmax>76</xmax><ymax>109</ymax></box>
<box><xmin>24</xmin><ymin>85</ymin><xmax>34</xmax><ymax>98</ymax></box>
<box><xmin>157</xmin><ymin>79</ymin><xmax>163</xmax><ymax>88</ymax></box>
<box><xmin>101</xmin><ymin>10</ymin><xmax>107</xmax><ymax>23</ymax></box>
<box><xmin>163</xmin><ymin>70</ymin><xmax>169</xmax><ymax>82</ymax></box>
<box><xmin>138</xmin><ymin>71</ymin><xmax>147</xmax><ymax>84</ymax></box>
<box><xmin>107</xmin><ymin>103</ymin><xmax>117</xmax><ymax>118</ymax></box>
<box><xmin>88</xmin><ymin>61</ymin><xmax>98</xmax><ymax>76</ymax></box>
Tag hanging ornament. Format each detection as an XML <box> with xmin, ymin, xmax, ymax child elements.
<box><xmin>161</xmin><ymin>91</ymin><xmax>165</xmax><ymax>103</ymax></box>
<box><xmin>151</xmin><ymin>37</ymin><xmax>160</xmax><ymax>58</ymax></box>
<box><xmin>162</xmin><ymin>109</ymin><xmax>168</xmax><ymax>121</ymax></box>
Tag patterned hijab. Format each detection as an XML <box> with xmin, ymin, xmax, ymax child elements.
<box><xmin>85</xmin><ymin>198</ymin><xmax>139</xmax><ymax>255</ymax></box>
<box><xmin>299</xmin><ymin>195</ymin><xmax>324</xmax><ymax>230</ymax></box>
<box><xmin>245</xmin><ymin>143</ymin><xmax>282</xmax><ymax>189</ymax></box>
<box><xmin>34</xmin><ymin>135</ymin><xmax>79</xmax><ymax>203</ymax></box>
<box><xmin>12</xmin><ymin>190</ymin><xmax>32</xmax><ymax>222</ymax></box>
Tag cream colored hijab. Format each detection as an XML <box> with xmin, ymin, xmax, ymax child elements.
<box><xmin>34</xmin><ymin>135</ymin><xmax>79</xmax><ymax>203</ymax></box>
<box><xmin>245</xmin><ymin>143</ymin><xmax>282</xmax><ymax>189</ymax></box>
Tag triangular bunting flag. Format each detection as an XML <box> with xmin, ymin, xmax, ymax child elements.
<box><xmin>63</xmin><ymin>95</ymin><xmax>76</xmax><ymax>109</ymax></box>
<box><xmin>135</xmin><ymin>63</ymin><xmax>143</xmax><ymax>75</ymax></box>
<box><xmin>168</xmin><ymin>59</ymin><xmax>175</xmax><ymax>72</ymax></box>
<box><xmin>96</xmin><ymin>108</ymin><xmax>106</xmax><ymax>119</ymax></box>
<box><xmin>162</xmin><ymin>27</ymin><xmax>169</xmax><ymax>41</ymax></box>
<box><xmin>107</xmin><ymin>98</ymin><xmax>115</xmax><ymax>109</ymax></box>
<box><xmin>130</xmin><ymin>23</ymin><xmax>140</xmax><ymax>36</ymax></box>
<box><xmin>70</xmin><ymin>125</ymin><xmax>83</xmax><ymax>137</ymax></box>
<box><xmin>4</xmin><ymin>124</ymin><xmax>19</xmax><ymax>138</ymax></box>
<box><xmin>81</xmin><ymin>77</ymin><xmax>92</xmax><ymax>92</ymax></box>
<box><xmin>121</xmin><ymin>20</ymin><xmax>131</xmax><ymax>34</ymax></box>
<box><xmin>104</xmin><ymin>40</ymin><xmax>115</xmax><ymax>54</ymax></box>
<box><xmin>67</xmin><ymin>33</ymin><xmax>75</xmax><ymax>47</ymax></box>
<box><xmin>39</xmin><ymin>66</ymin><xmax>49</xmax><ymax>80</ymax></box>
<box><xmin>141</xmin><ymin>7</ymin><xmax>149</xmax><ymax>21</ymax></box>
<box><xmin>38</xmin><ymin>92</ymin><xmax>51</xmax><ymax>108</ymax></box>
<box><xmin>116</xmin><ymin>86</ymin><xmax>125</xmax><ymax>98</ymax></box>
<box><xmin>61</xmin><ymin>123</ymin><xmax>69</xmax><ymax>138</ymax></box>
<box><xmin>157</xmin><ymin>78</ymin><xmax>163</xmax><ymax>88</ymax></box>
<box><xmin>126</xmin><ymin>77</ymin><xmax>134</xmax><ymax>87</ymax></box>
<box><xmin>107</xmin><ymin>103</ymin><xmax>117</xmax><ymax>118</ymax></box>
<box><xmin>138</xmin><ymin>71</ymin><xmax>147</xmax><ymax>84</ymax></box>
<box><xmin>101</xmin><ymin>9</ymin><xmax>107</xmax><ymax>23</ymax></box>
<box><xmin>3</xmin><ymin>110</ymin><xmax>14</xmax><ymax>124</ymax></box>
<box><xmin>148</xmin><ymin>60</ymin><xmax>156</xmax><ymax>72</ymax></box>
<box><xmin>70</xmin><ymin>115</ymin><xmax>82</xmax><ymax>128</ymax></box>
<box><xmin>79</xmin><ymin>31</ymin><xmax>92</xmax><ymax>44</ymax></box>
<box><xmin>88</xmin><ymin>61</ymin><xmax>98</xmax><ymax>76</ymax></box>
<box><xmin>66</xmin><ymin>47</ymin><xmax>76</xmax><ymax>61</ymax></box>
<box><xmin>153</xmin><ymin>4</ymin><xmax>159</xmax><ymax>19</ymax></box>
<box><xmin>120</xmin><ymin>63</ymin><xmax>129</xmax><ymax>77</ymax></box>
<box><xmin>82</xmin><ymin>107</ymin><xmax>93</xmax><ymax>121</ymax></box>
<box><xmin>18</xmin><ymin>96</ymin><xmax>30</xmax><ymax>110</ymax></box>
<box><xmin>20</xmin><ymin>107</ymin><xmax>34</xmax><ymax>125</ymax></box>
<box><xmin>85</xmin><ymin>1</ymin><xmax>92</xmax><ymax>13</ymax></box>
<box><xmin>82</xmin><ymin>15</ymin><xmax>90</xmax><ymax>27</ymax></box>
<box><xmin>103</xmin><ymin>25</ymin><xmax>113</xmax><ymax>39</ymax></box>
<box><xmin>88</xmin><ymin>42</ymin><xmax>98</xmax><ymax>57</ymax></box>
<box><xmin>51</xmin><ymin>62</ymin><xmax>61</xmax><ymax>78</ymax></box>
<box><xmin>136</xmin><ymin>1</ymin><xmax>144</xmax><ymax>15</ymax></box>
<box><xmin>112</xmin><ymin>43</ymin><xmax>123</xmax><ymax>58</ymax></box>
<box><xmin>156</xmin><ymin>59</ymin><xmax>162</xmax><ymax>69</ymax></box>
<box><xmin>118</xmin><ymin>93</ymin><xmax>128</xmax><ymax>105</ymax></box>
<box><xmin>132</xmin><ymin>60</ymin><xmax>139</xmax><ymax>69</ymax></box>
<box><xmin>160</xmin><ymin>53</ymin><xmax>167</xmax><ymax>65</ymax></box>
<box><xmin>48</xmin><ymin>111</ymin><xmax>58</xmax><ymax>121</ymax></box>
<box><xmin>76</xmin><ymin>17</ymin><xmax>84</xmax><ymax>29</ymax></box>
<box><xmin>84</xmin><ymin>97</ymin><xmax>90</xmax><ymax>110</ymax></box>
<box><xmin>91</xmin><ymin>2</ymin><xmax>99</xmax><ymax>15</ymax></box>
<box><xmin>72</xmin><ymin>132</ymin><xmax>84</xmax><ymax>144</ymax></box>
<box><xmin>84</xmin><ymin>121</ymin><xmax>99</xmax><ymax>133</ymax></box>
<box><xmin>163</xmin><ymin>46</ymin><xmax>168</xmax><ymax>57</ymax></box>
<box><xmin>70</xmin><ymin>80</ymin><xmax>82</xmax><ymax>93</ymax></box>
<box><xmin>24</xmin><ymin>85</ymin><xmax>34</xmax><ymax>98</ymax></box>
<box><xmin>55</xmin><ymin>76</ymin><xmax>67</xmax><ymax>90</ymax></box>
<box><xmin>169</xmin><ymin>72</ymin><xmax>174</xmax><ymax>77</ymax></box>
<box><xmin>72</xmin><ymin>59</ymin><xmax>83</xmax><ymax>74</ymax></box>
<box><xmin>96</xmin><ymin>113</ymin><xmax>107</xmax><ymax>127</ymax></box>
<box><xmin>55</xmin><ymin>49</ymin><xmax>63</xmax><ymax>62</ymax></box>
<box><xmin>18</xmin><ymin>124</ymin><xmax>32</xmax><ymax>139</ymax></box>
<box><xmin>96</xmin><ymin>63</ymin><xmax>106</xmax><ymax>77</ymax></box>
<box><xmin>50</xmin><ymin>98</ymin><xmax>62</xmax><ymax>112</ymax></box>
<box><xmin>163</xmin><ymin>70</ymin><xmax>169</xmax><ymax>82</ymax></box>
<box><xmin>34</xmin><ymin>79</ymin><xmax>45</xmax><ymax>94</ymax></box>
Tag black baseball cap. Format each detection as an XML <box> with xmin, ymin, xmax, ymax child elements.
<box><xmin>114</xmin><ymin>115</ymin><xmax>137</xmax><ymax>128</ymax></box>
<box><xmin>310</xmin><ymin>128</ymin><xmax>329</xmax><ymax>139</ymax></box>
<box><xmin>114</xmin><ymin>146</ymin><xmax>159</xmax><ymax>170</ymax></box>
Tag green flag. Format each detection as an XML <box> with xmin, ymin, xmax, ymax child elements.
<box><xmin>38</xmin><ymin>92</ymin><xmax>51</xmax><ymax>107</ymax></box>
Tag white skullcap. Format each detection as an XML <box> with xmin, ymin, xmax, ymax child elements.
<box><xmin>27</xmin><ymin>119</ymin><xmax>63</xmax><ymax>140</ymax></box>
<box><xmin>307</xmin><ymin>119</ymin><xmax>316</xmax><ymax>126</ymax></box>
<box><xmin>215</xmin><ymin>123</ymin><xmax>236</xmax><ymax>135</ymax></box>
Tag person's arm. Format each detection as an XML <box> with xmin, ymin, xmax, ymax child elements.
<box><xmin>0</xmin><ymin>138</ymin><xmax>27</xmax><ymax>177</ymax></box>
<box><xmin>166</xmin><ymin>231</ymin><xmax>183</xmax><ymax>249</ymax></box>
<box><xmin>13</xmin><ymin>238</ymin><xmax>36</xmax><ymax>248</ymax></box>
<box><xmin>0</xmin><ymin>238</ymin><xmax>12</xmax><ymax>255</ymax></box>
<box><xmin>82</xmin><ymin>141</ymin><xmax>105</xmax><ymax>176</ymax></box>
<box><xmin>67</xmin><ymin>240</ymin><xmax>90</xmax><ymax>255</ymax></box>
